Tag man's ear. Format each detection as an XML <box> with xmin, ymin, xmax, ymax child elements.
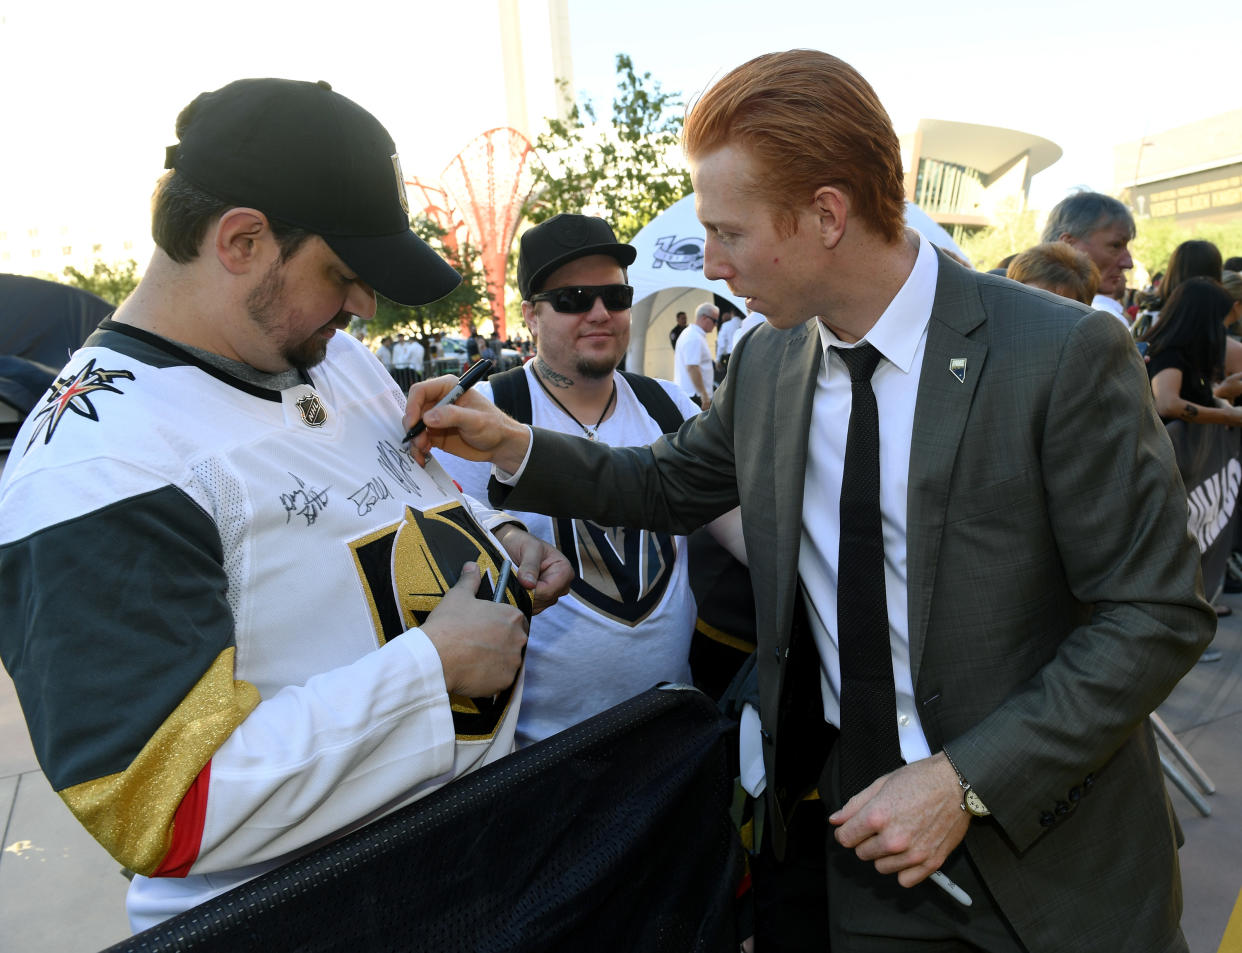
<box><xmin>214</xmin><ymin>208</ymin><xmax>271</xmax><ymax>275</ymax></box>
<box><xmin>1058</xmin><ymin>232</ymin><xmax>1080</xmax><ymax>249</ymax></box>
<box><xmin>522</xmin><ymin>300</ymin><xmax>539</xmax><ymax>339</ymax></box>
<box><xmin>811</xmin><ymin>187</ymin><xmax>848</xmax><ymax>250</ymax></box>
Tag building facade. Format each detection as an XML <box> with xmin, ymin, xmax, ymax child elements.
<box><xmin>1116</xmin><ymin>109</ymin><xmax>1242</xmax><ymax>228</ymax></box>
<box><xmin>899</xmin><ymin>119</ymin><xmax>1062</xmax><ymax>242</ymax></box>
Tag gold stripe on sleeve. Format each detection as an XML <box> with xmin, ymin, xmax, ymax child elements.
<box><xmin>59</xmin><ymin>647</ymin><xmax>260</xmax><ymax>876</ymax></box>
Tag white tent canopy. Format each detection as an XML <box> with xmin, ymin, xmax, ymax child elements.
<box><xmin>625</xmin><ymin>194</ymin><xmax>970</xmax><ymax>374</ymax></box>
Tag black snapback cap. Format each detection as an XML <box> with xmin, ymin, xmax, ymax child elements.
<box><xmin>517</xmin><ymin>214</ymin><xmax>636</xmax><ymax>300</ymax></box>
<box><xmin>164</xmin><ymin>78</ymin><xmax>461</xmax><ymax>307</ymax></box>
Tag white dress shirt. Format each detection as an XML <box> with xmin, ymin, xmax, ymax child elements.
<box><xmin>1091</xmin><ymin>294</ymin><xmax>1129</xmax><ymax>325</ymax></box>
<box><xmin>798</xmin><ymin>232</ymin><xmax>939</xmax><ymax>766</ymax></box>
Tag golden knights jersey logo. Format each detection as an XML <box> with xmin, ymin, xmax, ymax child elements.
<box><xmin>552</xmin><ymin>518</ymin><xmax>677</xmax><ymax>626</ymax></box>
<box><xmin>25</xmin><ymin>360</ymin><xmax>135</xmax><ymax>450</ymax></box>
<box><xmin>349</xmin><ymin>501</ymin><xmax>530</xmax><ymax>739</ymax></box>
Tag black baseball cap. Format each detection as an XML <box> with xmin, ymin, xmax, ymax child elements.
<box><xmin>517</xmin><ymin>214</ymin><xmax>636</xmax><ymax>300</ymax></box>
<box><xmin>164</xmin><ymin>78</ymin><xmax>461</xmax><ymax>307</ymax></box>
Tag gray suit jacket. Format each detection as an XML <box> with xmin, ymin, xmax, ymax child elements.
<box><xmin>500</xmin><ymin>252</ymin><xmax>1213</xmax><ymax>953</ymax></box>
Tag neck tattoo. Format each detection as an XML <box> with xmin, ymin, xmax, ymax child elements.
<box><xmin>535</xmin><ymin>357</ymin><xmax>574</xmax><ymax>389</ymax></box>
<box><xmin>533</xmin><ymin>368</ymin><xmax>616</xmax><ymax>441</ymax></box>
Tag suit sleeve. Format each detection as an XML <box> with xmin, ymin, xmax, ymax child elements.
<box><xmin>945</xmin><ymin>309</ymin><xmax>1214</xmax><ymax>850</ymax></box>
<box><xmin>497</xmin><ymin>369</ymin><xmax>742</xmax><ymax>531</ymax></box>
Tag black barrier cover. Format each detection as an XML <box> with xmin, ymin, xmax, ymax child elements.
<box><xmin>102</xmin><ymin>686</ymin><xmax>744</xmax><ymax>953</ymax></box>
<box><xmin>1164</xmin><ymin>420</ymin><xmax>1242</xmax><ymax>597</ymax></box>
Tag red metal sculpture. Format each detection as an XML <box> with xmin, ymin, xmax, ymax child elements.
<box><xmin>439</xmin><ymin>128</ymin><xmax>538</xmax><ymax>340</ymax></box>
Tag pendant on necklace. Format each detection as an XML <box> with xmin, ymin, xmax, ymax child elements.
<box><xmin>583</xmin><ymin>428</ymin><xmax>597</xmax><ymax>441</ymax></box>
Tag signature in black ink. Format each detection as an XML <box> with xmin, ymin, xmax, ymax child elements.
<box><xmin>377</xmin><ymin>440</ymin><xmax>423</xmax><ymax>496</ymax></box>
<box><xmin>349</xmin><ymin>476</ymin><xmax>392</xmax><ymax>517</ymax></box>
<box><xmin>280</xmin><ymin>473</ymin><xmax>330</xmax><ymax>526</ymax></box>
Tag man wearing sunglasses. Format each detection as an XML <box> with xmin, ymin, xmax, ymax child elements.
<box><xmin>437</xmin><ymin>214</ymin><xmax>744</xmax><ymax>749</ymax></box>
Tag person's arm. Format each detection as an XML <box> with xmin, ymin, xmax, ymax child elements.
<box><xmin>1226</xmin><ymin>337</ymin><xmax>1242</xmax><ymax>377</ymax></box>
<box><xmin>0</xmin><ymin>473</ymin><xmax>529</xmax><ymax>880</ymax></box>
<box><xmin>686</xmin><ymin>364</ymin><xmax>712</xmax><ymax>407</ymax></box>
<box><xmin>1213</xmin><ymin>368</ymin><xmax>1242</xmax><ymax>403</ymax></box>
<box><xmin>1151</xmin><ymin>366</ymin><xmax>1242</xmax><ymax>425</ymax></box>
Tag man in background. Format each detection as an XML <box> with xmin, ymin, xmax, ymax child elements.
<box><xmin>669</xmin><ymin>309</ymin><xmax>688</xmax><ymax>348</ymax></box>
<box><xmin>1042</xmin><ymin>191</ymin><xmax>1136</xmax><ymax>323</ymax></box>
<box><xmin>674</xmin><ymin>301</ymin><xmax>718</xmax><ymax>408</ymax></box>
<box><xmin>715</xmin><ymin>303</ymin><xmax>744</xmax><ymax>382</ymax></box>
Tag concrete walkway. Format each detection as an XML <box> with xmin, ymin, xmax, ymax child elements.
<box><xmin>2</xmin><ymin>607</ymin><xmax>1241</xmax><ymax>952</ymax></box>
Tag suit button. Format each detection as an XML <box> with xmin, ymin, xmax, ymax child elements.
<box><xmin>761</xmin><ymin>728</ymin><xmax>773</xmax><ymax>744</ymax></box>
<box><xmin>1055</xmin><ymin>800</ymin><xmax>1071</xmax><ymax>816</ymax></box>
<box><xmin>1040</xmin><ymin>811</ymin><xmax>1056</xmax><ymax>828</ymax></box>
<box><xmin>1068</xmin><ymin>787</ymin><xmax>1082</xmax><ymax>802</ymax></box>
<box><xmin>1083</xmin><ymin>774</ymin><xmax>1095</xmax><ymax>791</ymax></box>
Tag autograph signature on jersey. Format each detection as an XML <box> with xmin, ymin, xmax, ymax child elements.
<box><xmin>376</xmin><ymin>440</ymin><xmax>423</xmax><ymax>497</ymax></box>
<box><xmin>280</xmin><ymin>473</ymin><xmax>330</xmax><ymax>526</ymax></box>
<box><xmin>349</xmin><ymin>476</ymin><xmax>392</xmax><ymax>517</ymax></box>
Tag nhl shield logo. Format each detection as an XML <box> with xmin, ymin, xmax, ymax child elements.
<box><xmin>296</xmin><ymin>393</ymin><xmax>328</xmax><ymax>428</ymax></box>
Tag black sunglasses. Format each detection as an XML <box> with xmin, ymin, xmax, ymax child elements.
<box><xmin>530</xmin><ymin>284</ymin><xmax>634</xmax><ymax>313</ymax></box>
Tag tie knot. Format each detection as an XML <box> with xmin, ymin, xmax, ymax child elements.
<box><xmin>833</xmin><ymin>343</ymin><xmax>882</xmax><ymax>382</ymax></box>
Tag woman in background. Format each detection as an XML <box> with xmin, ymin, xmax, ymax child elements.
<box><xmin>1131</xmin><ymin>239</ymin><xmax>1223</xmax><ymax>338</ymax></box>
<box><xmin>1140</xmin><ymin>276</ymin><xmax>1242</xmax><ymax>425</ymax></box>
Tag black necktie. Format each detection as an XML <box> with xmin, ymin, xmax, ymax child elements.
<box><xmin>833</xmin><ymin>343</ymin><xmax>903</xmax><ymax>800</ymax></box>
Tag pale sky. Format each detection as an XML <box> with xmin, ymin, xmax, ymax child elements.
<box><xmin>1</xmin><ymin>0</ymin><xmax>1236</xmax><ymax>252</ymax></box>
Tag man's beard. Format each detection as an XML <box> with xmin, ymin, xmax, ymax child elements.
<box><xmin>575</xmin><ymin>352</ymin><xmax>620</xmax><ymax>380</ymax></box>
<box><xmin>245</xmin><ymin>261</ymin><xmax>334</xmax><ymax>372</ymax></box>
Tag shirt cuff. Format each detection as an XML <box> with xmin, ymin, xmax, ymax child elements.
<box><xmin>490</xmin><ymin>424</ymin><xmax>534</xmax><ymax>486</ymax></box>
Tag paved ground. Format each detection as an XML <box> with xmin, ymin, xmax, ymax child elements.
<box><xmin>2</xmin><ymin>604</ymin><xmax>1240</xmax><ymax>952</ymax></box>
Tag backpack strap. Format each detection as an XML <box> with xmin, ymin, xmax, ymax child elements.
<box><xmin>619</xmin><ymin>371</ymin><xmax>684</xmax><ymax>435</ymax></box>
<box><xmin>486</xmin><ymin>365</ymin><xmax>532</xmax><ymax>423</ymax></box>
<box><xmin>483</xmin><ymin>366</ymin><xmax>683</xmax><ymax>500</ymax></box>
<box><xmin>484</xmin><ymin>366</ymin><xmax>533</xmax><ymax>505</ymax></box>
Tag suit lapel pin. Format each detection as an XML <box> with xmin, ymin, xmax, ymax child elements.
<box><xmin>949</xmin><ymin>358</ymin><xmax>967</xmax><ymax>384</ymax></box>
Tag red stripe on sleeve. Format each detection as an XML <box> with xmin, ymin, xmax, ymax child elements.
<box><xmin>152</xmin><ymin>760</ymin><xmax>211</xmax><ymax>878</ymax></box>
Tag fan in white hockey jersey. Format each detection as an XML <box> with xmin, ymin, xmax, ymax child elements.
<box><xmin>0</xmin><ymin>78</ymin><xmax>571</xmax><ymax>933</ymax></box>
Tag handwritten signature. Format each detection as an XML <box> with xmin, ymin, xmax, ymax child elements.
<box><xmin>377</xmin><ymin>440</ymin><xmax>423</xmax><ymax>496</ymax></box>
<box><xmin>348</xmin><ymin>476</ymin><xmax>392</xmax><ymax>517</ymax></box>
<box><xmin>280</xmin><ymin>473</ymin><xmax>330</xmax><ymax>526</ymax></box>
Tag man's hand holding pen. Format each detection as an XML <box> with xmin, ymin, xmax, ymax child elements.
<box><xmin>403</xmin><ymin>371</ymin><xmax>532</xmax><ymax>472</ymax></box>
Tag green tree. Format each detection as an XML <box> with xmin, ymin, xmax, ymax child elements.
<box><xmin>1131</xmin><ymin>216</ymin><xmax>1242</xmax><ymax>281</ymax></box>
<box><xmin>366</xmin><ymin>216</ymin><xmax>492</xmax><ymax>341</ymax></box>
<box><xmin>956</xmin><ymin>199</ymin><xmax>1042</xmax><ymax>273</ymax></box>
<box><xmin>525</xmin><ymin>54</ymin><xmax>691</xmax><ymax>242</ymax></box>
<box><xmin>62</xmin><ymin>258</ymin><xmax>140</xmax><ymax>305</ymax></box>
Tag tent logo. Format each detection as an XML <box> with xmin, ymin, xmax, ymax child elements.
<box><xmin>651</xmin><ymin>235</ymin><xmax>704</xmax><ymax>271</ymax></box>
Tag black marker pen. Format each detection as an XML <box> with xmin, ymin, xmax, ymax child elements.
<box><xmin>402</xmin><ymin>358</ymin><xmax>494</xmax><ymax>444</ymax></box>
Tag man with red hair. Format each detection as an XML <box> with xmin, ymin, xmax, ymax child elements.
<box><xmin>408</xmin><ymin>50</ymin><xmax>1211</xmax><ymax>952</ymax></box>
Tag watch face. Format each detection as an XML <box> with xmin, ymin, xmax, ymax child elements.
<box><xmin>965</xmin><ymin>788</ymin><xmax>990</xmax><ymax>816</ymax></box>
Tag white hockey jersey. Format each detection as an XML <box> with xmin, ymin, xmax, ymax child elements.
<box><xmin>0</xmin><ymin>322</ymin><xmax>524</xmax><ymax>929</ymax></box>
